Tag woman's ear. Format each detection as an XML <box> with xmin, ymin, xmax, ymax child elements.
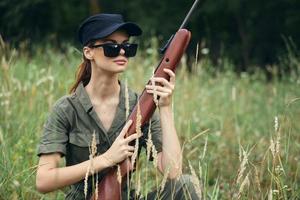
<box><xmin>83</xmin><ymin>47</ymin><xmax>94</xmax><ymax>60</ymax></box>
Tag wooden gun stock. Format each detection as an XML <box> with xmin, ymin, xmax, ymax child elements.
<box><xmin>91</xmin><ymin>29</ymin><xmax>191</xmax><ymax>200</ymax></box>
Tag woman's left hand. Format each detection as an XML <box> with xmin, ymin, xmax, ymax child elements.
<box><xmin>146</xmin><ymin>68</ymin><xmax>175</xmax><ymax>108</ymax></box>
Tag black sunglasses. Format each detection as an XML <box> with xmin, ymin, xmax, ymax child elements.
<box><xmin>90</xmin><ymin>43</ymin><xmax>138</xmax><ymax>58</ymax></box>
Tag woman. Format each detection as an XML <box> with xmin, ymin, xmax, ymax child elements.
<box><xmin>36</xmin><ymin>13</ymin><xmax>199</xmax><ymax>199</ymax></box>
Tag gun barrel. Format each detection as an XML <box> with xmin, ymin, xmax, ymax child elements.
<box><xmin>179</xmin><ymin>0</ymin><xmax>200</xmax><ymax>29</ymax></box>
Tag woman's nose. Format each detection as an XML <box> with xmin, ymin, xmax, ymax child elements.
<box><xmin>119</xmin><ymin>48</ymin><xmax>125</xmax><ymax>55</ymax></box>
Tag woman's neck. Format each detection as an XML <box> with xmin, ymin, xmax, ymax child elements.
<box><xmin>85</xmin><ymin>71</ymin><xmax>120</xmax><ymax>103</ymax></box>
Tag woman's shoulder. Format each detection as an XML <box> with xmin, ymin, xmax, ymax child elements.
<box><xmin>52</xmin><ymin>94</ymin><xmax>74</xmax><ymax>112</ymax></box>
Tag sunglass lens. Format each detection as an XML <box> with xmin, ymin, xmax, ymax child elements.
<box><xmin>103</xmin><ymin>44</ymin><xmax>121</xmax><ymax>57</ymax></box>
<box><xmin>124</xmin><ymin>44</ymin><xmax>138</xmax><ymax>57</ymax></box>
<box><xmin>99</xmin><ymin>43</ymin><xmax>138</xmax><ymax>58</ymax></box>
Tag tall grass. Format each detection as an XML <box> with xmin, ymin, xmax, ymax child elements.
<box><xmin>0</xmin><ymin>37</ymin><xmax>300</xmax><ymax>199</ymax></box>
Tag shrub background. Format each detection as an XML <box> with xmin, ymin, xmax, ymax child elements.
<box><xmin>0</xmin><ymin>39</ymin><xmax>300</xmax><ymax>199</ymax></box>
<box><xmin>0</xmin><ymin>0</ymin><xmax>300</xmax><ymax>69</ymax></box>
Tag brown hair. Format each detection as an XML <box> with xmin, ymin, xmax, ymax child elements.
<box><xmin>69</xmin><ymin>55</ymin><xmax>92</xmax><ymax>93</ymax></box>
<box><xmin>69</xmin><ymin>40</ymin><xmax>97</xmax><ymax>93</ymax></box>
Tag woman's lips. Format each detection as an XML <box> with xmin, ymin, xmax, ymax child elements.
<box><xmin>113</xmin><ymin>59</ymin><xmax>127</xmax><ymax>65</ymax></box>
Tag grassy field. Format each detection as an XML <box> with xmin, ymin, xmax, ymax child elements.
<box><xmin>0</xmin><ymin>39</ymin><xmax>300</xmax><ymax>200</ymax></box>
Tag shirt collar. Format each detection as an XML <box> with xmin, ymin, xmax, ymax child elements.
<box><xmin>118</xmin><ymin>81</ymin><xmax>125</xmax><ymax>109</ymax></box>
<box><xmin>75</xmin><ymin>81</ymin><xmax>126</xmax><ymax>113</ymax></box>
<box><xmin>75</xmin><ymin>82</ymin><xmax>93</xmax><ymax>113</ymax></box>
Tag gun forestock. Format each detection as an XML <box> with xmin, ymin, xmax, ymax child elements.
<box><xmin>125</xmin><ymin>29</ymin><xmax>191</xmax><ymax>137</ymax></box>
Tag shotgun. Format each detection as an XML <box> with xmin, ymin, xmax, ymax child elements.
<box><xmin>91</xmin><ymin>0</ymin><xmax>200</xmax><ymax>199</ymax></box>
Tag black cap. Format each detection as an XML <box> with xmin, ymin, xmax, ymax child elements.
<box><xmin>78</xmin><ymin>13</ymin><xmax>142</xmax><ymax>46</ymax></box>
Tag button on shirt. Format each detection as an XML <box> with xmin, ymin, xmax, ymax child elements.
<box><xmin>37</xmin><ymin>82</ymin><xmax>162</xmax><ymax>199</ymax></box>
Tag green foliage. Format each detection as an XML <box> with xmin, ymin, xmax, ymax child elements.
<box><xmin>0</xmin><ymin>0</ymin><xmax>88</xmax><ymax>43</ymax></box>
<box><xmin>0</xmin><ymin>40</ymin><xmax>300</xmax><ymax>199</ymax></box>
<box><xmin>198</xmin><ymin>0</ymin><xmax>300</xmax><ymax>68</ymax></box>
<box><xmin>1</xmin><ymin>0</ymin><xmax>300</xmax><ymax>68</ymax></box>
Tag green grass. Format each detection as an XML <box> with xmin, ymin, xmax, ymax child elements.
<box><xmin>0</xmin><ymin>40</ymin><xmax>300</xmax><ymax>199</ymax></box>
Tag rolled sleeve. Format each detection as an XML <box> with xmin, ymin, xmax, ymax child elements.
<box><xmin>37</xmin><ymin>99</ymin><xmax>70</xmax><ymax>156</ymax></box>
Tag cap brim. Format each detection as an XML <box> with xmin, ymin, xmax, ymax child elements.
<box><xmin>119</xmin><ymin>22</ymin><xmax>142</xmax><ymax>36</ymax></box>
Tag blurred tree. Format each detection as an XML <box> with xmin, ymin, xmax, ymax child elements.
<box><xmin>0</xmin><ymin>0</ymin><xmax>299</xmax><ymax>70</ymax></box>
<box><xmin>196</xmin><ymin>0</ymin><xmax>300</xmax><ymax>70</ymax></box>
<box><xmin>89</xmin><ymin>0</ymin><xmax>100</xmax><ymax>14</ymax></box>
<box><xmin>0</xmin><ymin>0</ymin><xmax>89</xmax><ymax>45</ymax></box>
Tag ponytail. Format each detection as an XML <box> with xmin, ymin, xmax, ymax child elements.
<box><xmin>69</xmin><ymin>55</ymin><xmax>91</xmax><ymax>93</ymax></box>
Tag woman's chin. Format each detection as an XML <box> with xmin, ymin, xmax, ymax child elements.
<box><xmin>113</xmin><ymin>64</ymin><xmax>128</xmax><ymax>72</ymax></box>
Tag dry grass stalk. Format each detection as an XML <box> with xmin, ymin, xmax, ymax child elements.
<box><xmin>90</xmin><ymin>132</ymin><xmax>97</xmax><ymax>174</ymax></box>
<box><xmin>195</xmin><ymin>42</ymin><xmax>199</xmax><ymax>67</ymax></box>
<box><xmin>268</xmin><ymin>116</ymin><xmax>285</xmax><ymax>198</ymax></box>
<box><xmin>236</xmin><ymin>148</ymin><xmax>249</xmax><ymax>185</ymax></box>
<box><xmin>275</xmin><ymin>136</ymin><xmax>280</xmax><ymax>156</ymax></box>
<box><xmin>136</xmin><ymin>101</ymin><xmax>142</xmax><ymax>135</ymax></box>
<box><xmin>232</xmin><ymin>86</ymin><xmax>236</xmax><ymax>101</ymax></box>
<box><xmin>270</xmin><ymin>138</ymin><xmax>276</xmax><ymax>158</ymax></box>
<box><xmin>146</xmin><ymin>120</ymin><xmax>153</xmax><ymax>160</ymax></box>
<box><xmin>84</xmin><ymin>132</ymin><xmax>98</xmax><ymax>198</ymax></box>
<box><xmin>131</xmin><ymin>135</ymin><xmax>139</xmax><ymax>168</ymax></box>
<box><xmin>95</xmin><ymin>172</ymin><xmax>99</xmax><ymax>200</ymax></box>
<box><xmin>189</xmin><ymin>162</ymin><xmax>202</xmax><ymax>199</ymax></box>
<box><xmin>201</xmin><ymin>136</ymin><xmax>208</xmax><ymax>160</ymax></box>
<box><xmin>186</xmin><ymin>147</ymin><xmax>198</xmax><ymax>158</ymax></box>
<box><xmin>253</xmin><ymin>165</ymin><xmax>261</xmax><ymax>193</ymax></box>
<box><xmin>198</xmin><ymin>161</ymin><xmax>203</xmax><ymax>181</ymax></box>
<box><xmin>151</xmin><ymin>78</ymin><xmax>159</xmax><ymax>107</ymax></box>
<box><xmin>268</xmin><ymin>189</ymin><xmax>273</xmax><ymax>200</ymax></box>
<box><xmin>188</xmin><ymin>129</ymin><xmax>210</xmax><ymax>143</ymax></box>
<box><xmin>131</xmin><ymin>101</ymin><xmax>141</xmax><ymax>168</ymax></box>
<box><xmin>84</xmin><ymin>164</ymin><xmax>90</xmax><ymax>199</ymax></box>
<box><xmin>270</xmin><ymin>116</ymin><xmax>281</xmax><ymax>158</ymax></box>
<box><xmin>160</xmin><ymin>165</ymin><xmax>170</xmax><ymax>193</ymax></box>
<box><xmin>274</xmin><ymin>116</ymin><xmax>279</xmax><ymax>132</ymax></box>
<box><xmin>237</xmin><ymin>173</ymin><xmax>250</xmax><ymax>200</ymax></box>
<box><xmin>117</xmin><ymin>164</ymin><xmax>122</xmax><ymax>184</ymax></box>
<box><xmin>135</xmin><ymin>170</ymin><xmax>141</xmax><ymax>196</ymax></box>
<box><xmin>0</xmin><ymin>127</ymin><xmax>3</xmax><ymax>144</ymax></box>
<box><xmin>125</xmin><ymin>79</ymin><xmax>130</xmax><ymax>119</ymax></box>
<box><xmin>152</xmin><ymin>145</ymin><xmax>158</xmax><ymax>168</ymax></box>
<box><xmin>239</xmin><ymin>143</ymin><xmax>242</xmax><ymax>162</ymax></box>
<box><xmin>0</xmin><ymin>35</ymin><xmax>5</xmax><ymax>49</ymax></box>
<box><xmin>274</xmin><ymin>116</ymin><xmax>281</xmax><ymax>157</ymax></box>
<box><xmin>124</xmin><ymin>80</ymin><xmax>131</xmax><ymax>197</ymax></box>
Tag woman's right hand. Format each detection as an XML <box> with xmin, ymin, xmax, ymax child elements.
<box><xmin>101</xmin><ymin>120</ymin><xmax>141</xmax><ymax>167</ymax></box>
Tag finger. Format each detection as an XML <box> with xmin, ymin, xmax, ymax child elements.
<box><xmin>122</xmin><ymin>145</ymin><xmax>135</xmax><ymax>152</ymax></box>
<box><xmin>163</xmin><ymin>68</ymin><xmax>175</xmax><ymax>78</ymax></box>
<box><xmin>146</xmin><ymin>90</ymin><xmax>170</xmax><ymax>98</ymax></box>
<box><xmin>126</xmin><ymin>146</ymin><xmax>135</xmax><ymax>152</ymax></box>
<box><xmin>127</xmin><ymin>151</ymin><xmax>134</xmax><ymax>157</ymax></box>
<box><xmin>151</xmin><ymin>77</ymin><xmax>173</xmax><ymax>89</ymax></box>
<box><xmin>164</xmin><ymin>68</ymin><xmax>176</xmax><ymax>85</ymax></box>
<box><xmin>146</xmin><ymin>85</ymin><xmax>172</xmax><ymax>93</ymax></box>
<box><xmin>119</xmin><ymin>120</ymin><xmax>133</xmax><ymax>138</ymax></box>
<box><xmin>124</xmin><ymin>133</ymin><xmax>141</xmax><ymax>143</ymax></box>
<box><xmin>151</xmin><ymin>77</ymin><xmax>169</xmax><ymax>85</ymax></box>
<box><xmin>146</xmin><ymin>83</ymin><xmax>174</xmax><ymax>93</ymax></box>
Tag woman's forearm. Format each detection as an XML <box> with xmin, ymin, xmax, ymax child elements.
<box><xmin>159</xmin><ymin>105</ymin><xmax>182</xmax><ymax>178</ymax></box>
<box><xmin>36</xmin><ymin>154</ymin><xmax>110</xmax><ymax>193</ymax></box>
